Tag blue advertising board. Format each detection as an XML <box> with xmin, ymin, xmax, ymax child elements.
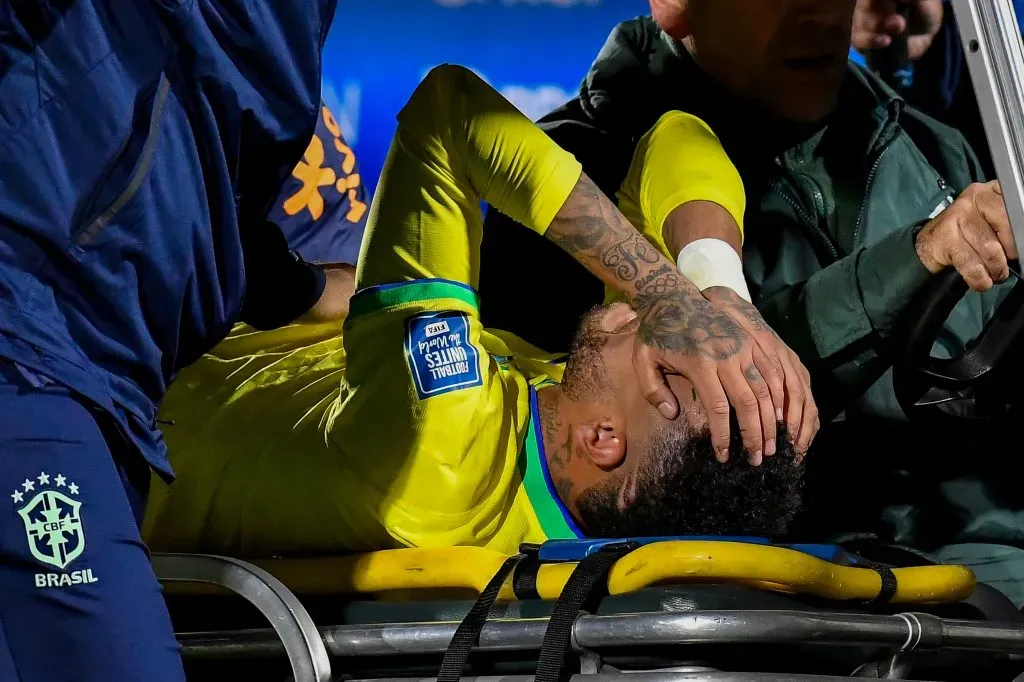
<box><xmin>319</xmin><ymin>1</ymin><xmax>1024</xmax><ymax>194</ymax></box>
<box><xmin>321</xmin><ymin>0</ymin><xmax>648</xmax><ymax>192</ymax></box>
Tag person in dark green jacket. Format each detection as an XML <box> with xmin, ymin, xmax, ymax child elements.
<box><xmin>479</xmin><ymin>0</ymin><xmax>1024</xmax><ymax>603</ymax></box>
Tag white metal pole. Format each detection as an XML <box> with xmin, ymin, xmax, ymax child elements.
<box><xmin>950</xmin><ymin>0</ymin><xmax>1024</xmax><ymax>254</ymax></box>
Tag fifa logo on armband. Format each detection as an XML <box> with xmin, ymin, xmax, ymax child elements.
<box><xmin>424</xmin><ymin>320</ymin><xmax>451</xmax><ymax>338</ymax></box>
<box><xmin>10</xmin><ymin>472</ymin><xmax>98</xmax><ymax>588</ymax></box>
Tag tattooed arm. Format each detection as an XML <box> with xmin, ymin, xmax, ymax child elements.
<box><xmin>614</xmin><ymin>110</ymin><xmax>818</xmax><ymax>455</ymax></box>
<box><xmin>363</xmin><ymin>64</ymin><xmax>813</xmax><ymax>457</ymax></box>
<box><xmin>546</xmin><ymin>173</ymin><xmax>815</xmax><ymax>460</ymax></box>
<box><xmin>654</xmin><ymin>195</ymin><xmax>819</xmax><ymax>454</ymax></box>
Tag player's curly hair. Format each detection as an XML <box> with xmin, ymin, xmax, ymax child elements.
<box><xmin>575</xmin><ymin>425</ymin><xmax>805</xmax><ymax>539</ymax></box>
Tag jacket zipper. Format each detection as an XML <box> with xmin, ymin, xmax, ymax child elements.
<box><xmin>76</xmin><ymin>75</ymin><xmax>172</xmax><ymax>246</ymax></box>
<box><xmin>851</xmin><ymin>132</ymin><xmax>899</xmax><ymax>247</ymax></box>
<box><xmin>772</xmin><ymin>175</ymin><xmax>842</xmax><ymax>262</ymax></box>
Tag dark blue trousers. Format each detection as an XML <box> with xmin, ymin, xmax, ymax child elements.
<box><xmin>0</xmin><ymin>361</ymin><xmax>185</xmax><ymax>681</ymax></box>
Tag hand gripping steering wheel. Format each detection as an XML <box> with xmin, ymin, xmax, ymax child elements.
<box><xmin>893</xmin><ymin>267</ymin><xmax>1024</xmax><ymax>420</ymax></box>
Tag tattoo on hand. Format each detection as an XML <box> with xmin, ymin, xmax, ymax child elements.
<box><xmin>705</xmin><ymin>288</ymin><xmax>773</xmax><ymax>335</ymax></box>
<box><xmin>731</xmin><ymin>299</ymin><xmax>769</xmax><ymax>333</ymax></box>
<box><xmin>743</xmin><ymin>364</ymin><xmax>761</xmax><ymax>383</ymax></box>
<box><xmin>632</xmin><ymin>290</ymin><xmax>744</xmax><ymax>361</ymax></box>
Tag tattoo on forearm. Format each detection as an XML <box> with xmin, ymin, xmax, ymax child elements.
<box><xmin>599</xmin><ymin>235</ymin><xmax>661</xmax><ymax>282</ymax></box>
<box><xmin>636</xmin><ymin>264</ymin><xmax>680</xmax><ymax>296</ymax></box>
<box><xmin>547</xmin><ymin>174</ymin><xmax>667</xmax><ymax>290</ymax></box>
<box><xmin>547</xmin><ymin>173</ymin><xmax>747</xmax><ymax>361</ymax></box>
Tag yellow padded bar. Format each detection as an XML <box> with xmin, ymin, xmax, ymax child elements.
<box><xmin>249</xmin><ymin>541</ymin><xmax>975</xmax><ymax>605</ymax></box>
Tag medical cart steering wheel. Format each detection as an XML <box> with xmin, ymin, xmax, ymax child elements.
<box><xmin>894</xmin><ymin>0</ymin><xmax>1024</xmax><ymax>421</ymax></box>
<box><xmin>893</xmin><ymin>268</ymin><xmax>1024</xmax><ymax>420</ymax></box>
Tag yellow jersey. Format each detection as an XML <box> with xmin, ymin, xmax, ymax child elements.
<box><xmin>144</xmin><ymin>65</ymin><xmax>585</xmax><ymax>556</ymax></box>
<box><xmin>143</xmin><ymin>65</ymin><xmax>745</xmax><ymax>558</ymax></box>
<box><xmin>608</xmin><ymin>109</ymin><xmax>746</xmax><ymax>303</ymax></box>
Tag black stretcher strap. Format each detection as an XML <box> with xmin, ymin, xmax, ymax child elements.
<box><xmin>856</xmin><ymin>557</ymin><xmax>899</xmax><ymax>604</ymax></box>
<box><xmin>836</xmin><ymin>539</ymin><xmax>926</xmax><ymax>606</ymax></box>
<box><xmin>437</xmin><ymin>549</ymin><xmax>533</xmax><ymax>682</ymax></box>
<box><xmin>512</xmin><ymin>552</ymin><xmax>542</xmax><ymax>600</ymax></box>
<box><xmin>534</xmin><ymin>541</ymin><xmax>639</xmax><ymax>682</ymax></box>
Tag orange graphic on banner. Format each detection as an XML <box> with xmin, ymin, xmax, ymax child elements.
<box><xmin>334</xmin><ymin>139</ymin><xmax>357</xmax><ymax>174</ymax></box>
<box><xmin>322</xmin><ymin>106</ymin><xmax>342</xmax><ymax>138</ymax></box>
<box><xmin>284</xmin><ymin>104</ymin><xmax>367</xmax><ymax>223</ymax></box>
<box><xmin>336</xmin><ymin>172</ymin><xmax>367</xmax><ymax>222</ymax></box>
<box><xmin>283</xmin><ymin>135</ymin><xmax>337</xmax><ymax>220</ymax></box>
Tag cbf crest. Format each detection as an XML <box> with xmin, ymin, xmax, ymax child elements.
<box><xmin>11</xmin><ymin>472</ymin><xmax>85</xmax><ymax>570</ymax></box>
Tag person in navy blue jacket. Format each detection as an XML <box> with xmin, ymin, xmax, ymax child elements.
<box><xmin>0</xmin><ymin>2</ymin><xmax>345</xmax><ymax>680</ymax></box>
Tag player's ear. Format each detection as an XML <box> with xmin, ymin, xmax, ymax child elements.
<box><xmin>574</xmin><ymin>418</ymin><xmax>627</xmax><ymax>471</ymax></box>
<box><xmin>650</xmin><ymin>0</ymin><xmax>692</xmax><ymax>40</ymax></box>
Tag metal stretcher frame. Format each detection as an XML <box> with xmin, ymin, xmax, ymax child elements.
<box><xmin>178</xmin><ymin>609</ymin><xmax>1024</xmax><ymax>660</ymax></box>
<box><xmin>151</xmin><ymin>553</ymin><xmax>332</xmax><ymax>682</ymax></box>
<box><xmin>346</xmin><ymin>671</ymin><xmax>937</xmax><ymax>675</ymax></box>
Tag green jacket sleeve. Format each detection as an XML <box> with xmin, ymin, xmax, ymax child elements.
<box><xmin>758</xmin><ymin>223</ymin><xmax>933</xmax><ymax>419</ymax></box>
<box><xmin>761</xmin><ymin>116</ymin><xmax>991</xmax><ymax>420</ymax></box>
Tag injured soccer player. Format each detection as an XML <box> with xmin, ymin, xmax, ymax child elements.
<box><xmin>143</xmin><ymin>65</ymin><xmax>811</xmax><ymax>558</ymax></box>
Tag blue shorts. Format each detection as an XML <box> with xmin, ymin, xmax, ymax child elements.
<box><xmin>0</xmin><ymin>362</ymin><xmax>184</xmax><ymax>682</ymax></box>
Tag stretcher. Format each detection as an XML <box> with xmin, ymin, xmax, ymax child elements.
<box><xmin>154</xmin><ymin>1</ymin><xmax>1024</xmax><ymax>680</ymax></box>
<box><xmin>156</xmin><ymin>538</ymin><xmax>1024</xmax><ymax>682</ymax></box>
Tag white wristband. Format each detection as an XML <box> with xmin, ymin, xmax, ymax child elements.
<box><xmin>676</xmin><ymin>238</ymin><xmax>752</xmax><ymax>302</ymax></box>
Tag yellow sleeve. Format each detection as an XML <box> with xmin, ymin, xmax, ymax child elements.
<box><xmin>616</xmin><ymin>110</ymin><xmax>745</xmax><ymax>261</ymax></box>
<box><xmin>326</xmin><ymin>65</ymin><xmax>583</xmax><ymax>552</ymax></box>
<box><xmin>356</xmin><ymin>64</ymin><xmax>583</xmax><ymax>293</ymax></box>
